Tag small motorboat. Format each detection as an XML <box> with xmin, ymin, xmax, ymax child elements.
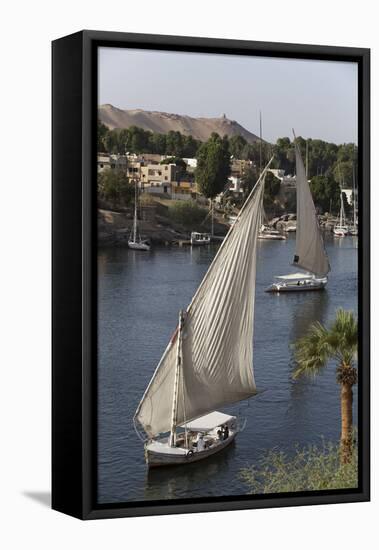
<box><xmin>258</xmin><ymin>225</ymin><xmax>286</xmax><ymax>240</ymax></box>
<box><xmin>190</xmin><ymin>232</ymin><xmax>211</xmax><ymax>245</ymax></box>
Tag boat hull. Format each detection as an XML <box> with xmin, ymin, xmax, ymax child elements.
<box><xmin>190</xmin><ymin>240</ymin><xmax>211</xmax><ymax>246</ymax></box>
<box><xmin>333</xmin><ymin>225</ymin><xmax>349</xmax><ymax>237</ymax></box>
<box><xmin>265</xmin><ymin>280</ymin><xmax>327</xmax><ymax>293</ymax></box>
<box><xmin>128</xmin><ymin>241</ymin><xmax>150</xmax><ymax>251</ymax></box>
<box><xmin>258</xmin><ymin>234</ymin><xmax>286</xmax><ymax>240</ymax></box>
<box><xmin>145</xmin><ymin>431</ymin><xmax>236</xmax><ymax>467</ymax></box>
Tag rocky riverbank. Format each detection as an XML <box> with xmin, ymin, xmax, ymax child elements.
<box><xmin>98</xmin><ymin>208</ymin><xmax>229</xmax><ymax>246</ymax></box>
<box><xmin>98</xmin><ymin>205</ymin><xmax>343</xmax><ymax>247</ymax></box>
<box><xmin>267</xmin><ymin>213</ymin><xmax>342</xmax><ymax>233</ymax></box>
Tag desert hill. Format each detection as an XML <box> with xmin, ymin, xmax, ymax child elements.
<box><xmin>99</xmin><ymin>104</ymin><xmax>260</xmax><ymax>144</ymax></box>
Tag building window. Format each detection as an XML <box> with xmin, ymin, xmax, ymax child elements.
<box><xmin>165</xmin><ymin>176</ymin><xmax>168</xmax><ymax>180</ymax></box>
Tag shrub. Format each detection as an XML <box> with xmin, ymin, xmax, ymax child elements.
<box><xmin>239</xmin><ymin>436</ymin><xmax>358</xmax><ymax>494</ymax></box>
<box><xmin>167</xmin><ymin>201</ymin><xmax>208</xmax><ymax>229</ymax></box>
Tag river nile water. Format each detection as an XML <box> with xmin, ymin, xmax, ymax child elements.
<box><xmin>97</xmin><ymin>233</ymin><xmax>358</xmax><ymax>504</ymax></box>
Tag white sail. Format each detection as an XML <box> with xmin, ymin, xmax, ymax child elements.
<box><xmin>134</xmin><ymin>162</ymin><xmax>271</xmax><ymax>438</ymax></box>
<box><xmin>292</xmin><ymin>145</ymin><xmax>330</xmax><ymax>277</ymax></box>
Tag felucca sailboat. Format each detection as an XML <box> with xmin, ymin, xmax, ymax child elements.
<box><xmin>133</xmin><ymin>158</ymin><xmax>273</xmax><ymax>467</ymax></box>
<box><xmin>333</xmin><ymin>190</ymin><xmax>349</xmax><ymax>237</ymax></box>
<box><xmin>266</xmin><ymin>137</ymin><xmax>330</xmax><ymax>292</ymax></box>
<box><xmin>128</xmin><ymin>180</ymin><xmax>151</xmax><ymax>251</ymax></box>
<box><xmin>349</xmin><ymin>167</ymin><xmax>358</xmax><ymax>236</ymax></box>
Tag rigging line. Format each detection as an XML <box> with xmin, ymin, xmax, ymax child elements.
<box><xmin>133</xmin><ymin>417</ymin><xmax>146</xmax><ymax>442</ymax></box>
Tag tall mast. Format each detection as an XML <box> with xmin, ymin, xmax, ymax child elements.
<box><xmin>338</xmin><ymin>164</ymin><xmax>345</xmax><ymax>226</ymax></box>
<box><xmin>211</xmin><ymin>200</ymin><xmax>214</xmax><ymax>237</ymax></box>
<box><xmin>340</xmin><ymin>192</ymin><xmax>345</xmax><ymax>226</ymax></box>
<box><xmin>169</xmin><ymin>310</ymin><xmax>184</xmax><ymax>447</ymax></box>
<box><xmin>353</xmin><ymin>163</ymin><xmax>356</xmax><ymax>225</ymax></box>
<box><xmin>259</xmin><ymin>110</ymin><xmax>262</xmax><ymax>176</ymax></box>
<box><xmin>133</xmin><ymin>179</ymin><xmax>138</xmax><ymax>242</ymax></box>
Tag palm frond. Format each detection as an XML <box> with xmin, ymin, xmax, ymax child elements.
<box><xmin>328</xmin><ymin>309</ymin><xmax>358</xmax><ymax>363</ymax></box>
<box><xmin>293</xmin><ymin>322</ymin><xmax>331</xmax><ymax>379</ymax></box>
<box><xmin>292</xmin><ymin>309</ymin><xmax>358</xmax><ymax>380</ymax></box>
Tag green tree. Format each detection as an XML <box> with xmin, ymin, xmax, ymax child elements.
<box><xmin>166</xmin><ymin>131</ymin><xmax>184</xmax><ymax>156</ymax></box>
<box><xmin>337</xmin><ymin>143</ymin><xmax>358</xmax><ymax>163</ymax></box>
<box><xmin>333</xmin><ymin>161</ymin><xmax>354</xmax><ymax>188</ymax></box>
<box><xmin>104</xmin><ymin>129</ymin><xmax>121</xmax><ymax>154</ymax></box>
<box><xmin>98</xmin><ymin>169</ymin><xmax>134</xmax><ymax>207</ymax></box>
<box><xmin>273</xmin><ymin>137</ymin><xmax>294</xmax><ymax>175</ymax></box>
<box><xmin>229</xmin><ymin>134</ymin><xmax>247</xmax><ymax>159</ymax></box>
<box><xmin>240</xmin><ymin>165</ymin><xmax>259</xmax><ymax>198</ymax></box>
<box><xmin>128</xmin><ymin>126</ymin><xmax>150</xmax><ymax>153</ymax></box>
<box><xmin>97</xmin><ymin>121</ymin><xmax>109</xmax><ymax>152</ymax></box>
<box><xmin>310</xmin><ymin>174</ymin><xmax>340</xmax><ymax>214</ymax></box>
<box><xmin>293</xmin><ymin>309</ymin><xmax>358</xmax><ymax>464</ymax></box>
<box><xmin>182</xmin><ymin>135</ymin><xmax>200</xmax><ymax>157</ymax></box>
<box><xmin>195</xmin><ymin>133</ymin><xmax>231</xmax><ymax>199</ymax></box>
<box><xmin>264</xmin><ymin>171</ymin><xmax>281</xmax><ymax>208</ymax></box>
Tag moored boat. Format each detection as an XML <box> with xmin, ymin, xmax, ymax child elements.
<box><xmin>283</xmin><ymin>223</ymin><xmax>297</xmax><ymax>233</ymax></box>
<box><xmin>348</xmin><ymin>164</ymin><xmax>358</xmax><ymax>236</ymax></box>
<box><xmin>128</xmin><ymin>180</ymin><xmax>151</xmax><ymax>251</ymax></box>
<box><xmin>333</xmin><ymin>182</ymin><xmax>348</xmax><ymax>237</ymax></box>
<box><xmin>267</xmin><ymin>133</ymin><xmax>330</xmax><ymax>293</ymax></box>
<box><xmin>258</xmin><ymin>224</ymin><xmax>286</xmax><ymax>240</ymax></box>
<box><xmin>190</xmin><ymin>232</ymin><xmax>211</xmax><ymax>245</ymax></box>
<box><xmin>265</xmin><ymin>272</ymin><xmax>328</xmax><ymax>293</ymax></box>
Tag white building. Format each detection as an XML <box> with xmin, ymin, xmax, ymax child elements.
<box><xmin>228</xmin><ymin>176</ymin><xmax>244</xmax><ymax>194</ymax></box>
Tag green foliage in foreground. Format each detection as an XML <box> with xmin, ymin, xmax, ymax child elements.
<box><xmin>167</xmin><ymin>201</ymin><xmax>208</xmax><ymax>229</ymax></box>
<box><xmin>239</xmin><ymin>438</ymin><xmax>358</xmax><ymax>494</ymax></box>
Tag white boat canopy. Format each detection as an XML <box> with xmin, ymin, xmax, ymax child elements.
<box><xmin>179</xmin><ymin>411</ymin><xmax>234</xmax><ymax>432</ymax></box>
<box><xmin>274</xmin><ymin>272</ymin><xmax>313</xmax><ymax>281</ymax></box>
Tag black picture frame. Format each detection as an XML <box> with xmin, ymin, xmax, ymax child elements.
<box><xmin>52</xmin><ymin>30</ymin><xmax>370</xmax><ymax>520</ymax></box>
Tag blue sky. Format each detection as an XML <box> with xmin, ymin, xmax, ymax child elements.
<box><xmin>99</xmin><ymin>47</ymin><xmax>358</xmax><ymax>144</ymax></box>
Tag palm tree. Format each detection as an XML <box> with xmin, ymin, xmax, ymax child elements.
<box><xmin>293</xmin><ymin>309</ymin><xmax>358</xmax><ymax>464</ymax></box>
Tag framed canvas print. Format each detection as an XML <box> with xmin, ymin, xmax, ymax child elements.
<box><xmin>52</xmin><ymin>30</ymin><xmax>370</xmax><ymax>519</ymax></box>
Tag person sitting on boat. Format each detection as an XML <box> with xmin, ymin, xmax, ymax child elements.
<box><xmin>197</xmin><ymin>434</ymin><xmax>205</xmax><ymax>452</ymax></box>
<box><xmin>223</xmin><ymin>425</ymin><xmax>229</xmax><ymax>440</ymax></box>
<box><xmin>194</xmin><ymin>431</ymin><xmax>203</xmax><ymax>448</ymax></box>
<box><xmin>217</xmin><ymin>427</ymin><xmax>223</xmax><ymax>440</ymax></box>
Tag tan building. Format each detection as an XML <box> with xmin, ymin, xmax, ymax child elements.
<box><xmin>171</xmin><ymin>180</ymin><xmax>197</xmax><ymax>201</ymax></box>
<box><xmin>97</xmin><ymin>154</ymin><xmax>128</xmax><ymax>173</ymax></box>
<box><xmin>230</xmin><ymin>159</ymin><xmax>253</xmax><ymax>178</ymax></box>
<box><xmin>140</xmin><ymin>163</ymin><xmax>178</xmax><ymax>194</ymax></box>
